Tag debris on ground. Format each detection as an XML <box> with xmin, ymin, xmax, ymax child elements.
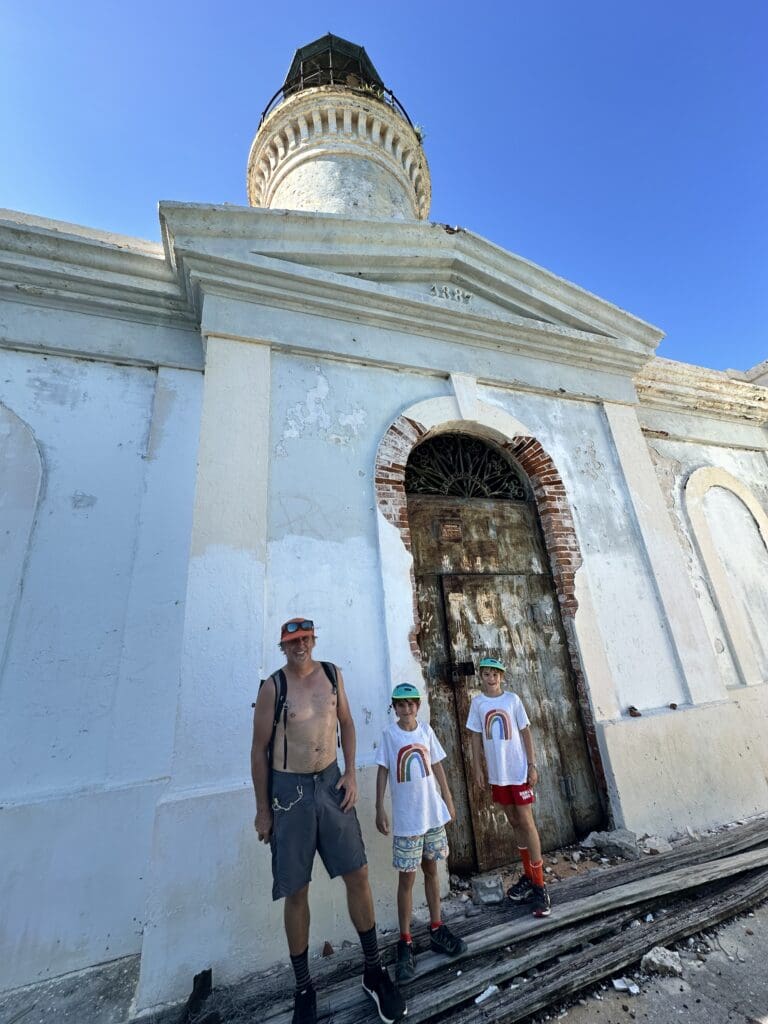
<box><xmin>640</xmin><ymin>945</ymin><xmax>684</xmax><ymax>977</ymax></box>
<box><xmin>474</xmin><ymin>983</ymin><xmax>499</xmax><ymax>1004</ymax></box>
<box><xmin>472</xmin><ymin>874</ymin><xmax>504</xmax><ymax>905</ymax></box>
<box><xmin>581</xmin><ymin>827</ymin><xmax>642</xmax><ymax>860</ymax></box>
<box><xmin>640</xmin><ymin>835</ymin><xmax>673</xmax><ymax>855</ymax></box>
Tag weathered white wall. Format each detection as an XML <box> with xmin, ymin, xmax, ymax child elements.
<box><xmin>592</xmin><ymin>427</ymin><xmax>768</xmax><ymax>835</ymax></box>
<box><xmin>648</xmin><ymin>437</ymin><xmax>768</xmax><ymax>687</ymax></box>
<box><xmin>0</xmin><ymin>348</ymin><xmax>202</xmax><ymax>990</ymax></box>
<box><xmin>479</xmin><ymin>385</ymin><xmax>687</xmax><ymax>712</ymax></box>
<box><xmin>3</xmin><ymin>204</ymin><xmax>764</xmax><ymax>1011</ymax></box>
<box><xmin>703</xmin><ymin>485</ymin><xmax>768</xmax><ymax>676</ymax></box>
<box><xmin>600</xmin><ymin>681</ymin><xmax>768</xmax><ymax>835</ymax></box>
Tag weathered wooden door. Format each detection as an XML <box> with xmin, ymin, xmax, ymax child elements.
<box><xmin>408</xmin><ymin>482</ymin><xmax>604</xmax><ymax>874</ymax></box>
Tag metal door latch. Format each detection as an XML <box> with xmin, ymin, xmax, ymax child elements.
<box><xmin>559</xmin><ymin>775</ymin><xmax>575</xmax><ymax>799</ymax></box>
<box><xmin>451</xmin><ymin>661</ymin><xmax>475</xmax><ymax>682</ymax></box>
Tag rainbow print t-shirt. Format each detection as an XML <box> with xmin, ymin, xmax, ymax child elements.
<box><xmin>376</xmin><ymin>721</ymin><xmax>451</xmax><ymax>837</ymax></box>
<box><xmin>466</xmin><ymin>691</ymin><xmax>530</xmax><ymax>785</ymax></box>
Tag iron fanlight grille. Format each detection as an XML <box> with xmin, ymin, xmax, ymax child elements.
<box><xmin>405</xmin><ymin>434</ymin><xmax>529</xmax><ymax>500</ymax></box>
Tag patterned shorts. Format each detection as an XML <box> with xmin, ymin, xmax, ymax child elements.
<box><xmin>393</xmin><ymin>825</ymin><xmax>449</xmax><ymax>872</ymax></box>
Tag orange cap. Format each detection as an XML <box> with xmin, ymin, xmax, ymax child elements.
<box><xmin>280</xmin><ymin>617</ymin><xmax>315</xmax><ymax>643</ymax></box>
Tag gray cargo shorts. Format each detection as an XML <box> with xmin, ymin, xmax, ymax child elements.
<box><xmin>270</xmin><ymin>761</ymin><xmax>367</xmax><ymax>900</ymax></box>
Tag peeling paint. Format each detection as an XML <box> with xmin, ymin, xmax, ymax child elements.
<box><xmin>278</xmin><ymin>366</ymin><xmax>367</xmax><ymax>451</ymax></box>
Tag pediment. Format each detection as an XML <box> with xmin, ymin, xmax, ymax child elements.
<box><xmin>159</xmin><ymin>203</ymin><xmax>664</xmax><ymax>374</ymax></box>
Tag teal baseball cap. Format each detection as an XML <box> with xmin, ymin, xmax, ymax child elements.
<box><xmin>478</xmin><ymin>657</ymin><xmax>505</xmax><ymax>672</ymax></box>
<box><xmin>391</xmin><ymin>682</ymin><xmax>422</xmax><ymax>701</ymax></box>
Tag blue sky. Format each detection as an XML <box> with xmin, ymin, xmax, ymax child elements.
<box><xmin>2</xmin><ymin>0</ymin><xmax>766</xmax><ymax>371</ymax></box>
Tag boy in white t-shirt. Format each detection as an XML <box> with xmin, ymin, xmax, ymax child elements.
<box><xmin>376</xmin><ymin>683</ymin><xmax>467</xmax><ymax>983</ymax></box>
<box><xmin>466</xmin><ymin>657</ymin><xmax>551</xmax><ymax>918</ymax></box>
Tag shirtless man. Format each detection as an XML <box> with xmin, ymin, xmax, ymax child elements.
<box><xmin>252</xmin><ymin>618</ymin><xmax>406</xmax><ymax>1024</ymax></box>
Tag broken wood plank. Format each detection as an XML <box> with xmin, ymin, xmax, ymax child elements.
<box><xmin>555</xmin><ymin>816</ymin><xmax>768</xmax><ymax>903</ymax></box>
<box><xmin>257</xmin><ymin>846</ymin><xmax>768</xmax><ymax>1024</ymax></box>
<box><xmin>192</xmin><ymin>818</ymin><xmax>768</xmax><ymax>1024</ymax></box>
<box><xmin>443</xmin><ymin>866</ymin><xmax>768</xmax><ymax>1023</ymax></box>
<box><xmin>372</xmin><ymin>906</ymin><xmax>641</xmax><ymax>1024</ymax></box>
<box><xmin>432</xmin><ymin>845</ymin><xmax>768</xmax><ymax>966</ymax></box>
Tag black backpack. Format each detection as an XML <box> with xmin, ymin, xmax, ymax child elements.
<box><xmin>259</xmin><ymin>661</ymin><xmax>339</xmax><ymax>773</ymax></box>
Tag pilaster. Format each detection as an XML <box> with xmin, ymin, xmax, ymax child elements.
<box><xmin>136</xmin><ymin>334</ymin><xmax>275</xmax><ymax>1010</ymax></box>
<box><xmin>602</xmin><ymin>402</ymin><xmax>726</xmax><ymax>705</ymax></box>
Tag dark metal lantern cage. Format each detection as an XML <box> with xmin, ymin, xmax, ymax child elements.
<box><xmin>259</xmin><ymin>33</ymin><xmax>413</xmax><ymax>127</ymax></box>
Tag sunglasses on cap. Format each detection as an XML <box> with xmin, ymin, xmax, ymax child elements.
<box><xmin>281</xmin><ymin>619</ymin><xmax>315</xmax><ymax>636</ymax></box>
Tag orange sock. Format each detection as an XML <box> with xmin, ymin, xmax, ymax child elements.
<box><xmin>518</xmin><ymin>847</ymin><xmax>533</xmax><ymax>879</ymax></box>
<box><xmin>530</xmin><ymin>859</ymin><xmax>545</xmax><ymax>887</ymax></box>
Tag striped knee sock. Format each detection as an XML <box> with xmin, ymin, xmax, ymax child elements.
<box><xmin>290</xmin><ymin>947</ymin><xmax>312</xmax><ymax>991</ymax></box>
<box><xmin>358</xmin><ymin>924</ymin><xmax>382</xmax><ymax>970</ymax></box>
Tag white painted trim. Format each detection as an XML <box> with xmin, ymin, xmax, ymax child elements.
<box><xmin>685</xmin><ymin>466</ymin><xmax>768</xmax><ymax>686</ymax></box>
<box><xmin>450</xmin><ymin>373</ymin><xmax>479</xmax><ymax>421</ymax></box>
<box><xmin>602</xmin><ymin>403</ymin><xmax>727</xmax><ymax>704</ymax></box>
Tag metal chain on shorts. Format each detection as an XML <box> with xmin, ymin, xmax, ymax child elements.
<box><xmin>271</xmin><ymin>784</ymin><xmax>303</xmax><ymax>812</ymax></box>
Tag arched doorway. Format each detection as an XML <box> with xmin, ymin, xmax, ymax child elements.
<box><xmin>406</xmin><ymin>432</ymin><xmax>603</xmax><ymax>873</ymax></box>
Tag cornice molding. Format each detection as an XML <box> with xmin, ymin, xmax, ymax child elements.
<box><xmin>179</xmin><ymin>248</ymin><xmax>656</xmax><ymax>376</ymax></box>
<box><xmin>160</xmin><ymin>203</ymin><xmax>663</xmax><ymax>376</ymax></box>
<box><xmin>0</xmin><ymin>210</ymin><xmax>193</xmax><ymax>329</ymax></box>
<box><xmin>636</xmin><ymin>357</ymin><xmax>768</xmax><ymax>425</ymax></box>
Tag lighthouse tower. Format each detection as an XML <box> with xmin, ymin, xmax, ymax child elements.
<box><xmin>247</xmin><ymin>34</ymin><xmax>431</xmax><ymax>220</ymax></box>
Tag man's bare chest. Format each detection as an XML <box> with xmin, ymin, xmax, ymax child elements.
<box><xmin>284</xmin><ymin>679</ymin><xmax>337</xmax><ymax>723</ymax></box>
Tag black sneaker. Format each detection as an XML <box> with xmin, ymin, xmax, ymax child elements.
<box><xmin>506</xmin><ymin>874</ymin><xmax>534</xmax><ymax>903</ymax></box>
<box><xmin>531</xmin><ymin>884</ymin><xmax>551</xmax><ymax>918</ymax></box>
<box><xmin>362</xmin><ymin>963</ymin><xmax>407</xmax><ymax>1023</ymax></box>
<box><xmin>429</xmin><ymin>923</ymin><xmax>467</xmax><ymax>957</ymax></box>
<box><xmin>292</xmin><ymin>984</ymin><xmax>317</xmax><ymax>1024</ymax></box>
<box><xmin>395</xmin><ymin>939</ymin><xmax>416</xmax><ymax>983</ymax></box>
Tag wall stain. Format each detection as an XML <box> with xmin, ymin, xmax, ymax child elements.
<box><xmin>71</xmin><ymin>492</ymin><xmax>98</xmax><ymax>510</ymax></box>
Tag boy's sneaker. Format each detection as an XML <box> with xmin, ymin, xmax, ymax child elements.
<box><xmin>429</xmin><ymin>923</ymin><xmax>467</xmax><ymax>957</ymax></box>
<box><xmin>292</xmin><ymin>984</ymin><xmax>317</xmax><ymax>1024</ymax></box>
<box><xmin>395</xmin><ymin>939</ymin><xmax>416</xmax><ymax>982</ymax></box>
<box><xmin>362</xmin><ymin>963</ymin><xmax>407</xmax><ymax>1023</ymax></box>
<box><xmin>506</xmin><ymin>874</ymin><xmax>534</xmax><ymax>903</ymax></box>
<box><xmin>531</xmin><ymin>884</ymin><xmax>551</xmax><ymax>918</ymax></box>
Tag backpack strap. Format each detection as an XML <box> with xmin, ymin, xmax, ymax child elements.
<box><xmin>258</xmin><ymin>669</ymin><xmax>288</xmax><ymax>771</ymax></box>
<box><xmin>321</xmin><ymin>661</ymin><xmax>338</xmax><ymax>694</ymax></box>
<box><xmin>273</xmin><ymin>669</ymin><xmax>288</xmax><ymax>770</ymax></box>
<box><xmin>321</xmin><ymin>662</ymin><xmax>341</xmax><ymax>749</ymax></box>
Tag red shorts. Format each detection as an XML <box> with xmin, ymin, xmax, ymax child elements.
<box><xmin>491</xmin><ymin>783</ymin><xmax>535</xmax><ymax>806</ymax></box>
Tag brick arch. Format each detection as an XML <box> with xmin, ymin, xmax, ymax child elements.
<box><xmin>374</xmin><ymin>415</ymin><xmax>582</xmax><ymax>619</ymax></box>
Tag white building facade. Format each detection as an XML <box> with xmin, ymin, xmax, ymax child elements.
<box><xmin>1</xmin><ymin>34</ymin><xmax>766</xmax><ymax>1014</ymax></box>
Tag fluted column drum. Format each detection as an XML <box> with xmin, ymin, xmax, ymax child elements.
<box><xmin>247</xmin><ymin>86</ymin><xmax>431</xmax><ymax>221</ymax></box>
